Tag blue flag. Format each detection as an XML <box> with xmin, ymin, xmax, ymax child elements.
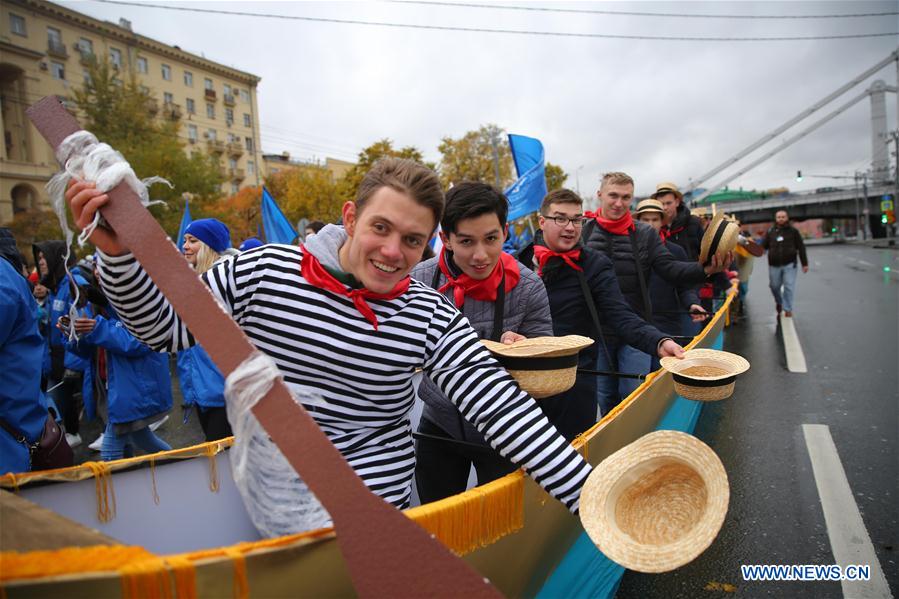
<box><xmin>505</xmin><ymin>134</ymin><xmax>547</xmax><ymax>221</ymax></box>
<box><xmin>261</xmin><ymin>187</ymin><xmax>298</xmax><ymax>244</ymax></box>
<box><xmin>177</xmin><ymin>198</ymin><xmax>192</xmax><ymax>252</ymax></box>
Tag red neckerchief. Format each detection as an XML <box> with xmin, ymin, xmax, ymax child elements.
<box><xmin>299</xmin><ymin>245</ymin><xmax>409</xmax><ymax>330</ymax></box>
<box><xmin>437</xmin><ymin>250</ymin><xmax>521</xmax><ymax>307</ymax></box>
<box><xmin>585</xmin><ymin>210</ymin><xmax>634</xmax><ymax>236</ymax></box>
<box><xmin>533</xmin><ymin>245</ymin><xmax>582</xmax><ymax>276</ymax></box>
<box><xmin>661</xmin><ymin>224</ymin><xmax>684</xmax><ymax>241</ymax></box>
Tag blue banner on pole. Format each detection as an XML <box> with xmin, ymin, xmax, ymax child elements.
<box><xmin>505</xmin><ymin>134</ymin><xmax>547</xmax><ymax>222</ymax></box>
<box><xmin>261</xmin><ymin>187</ymin><xmax>298</xmax><ymax>244</ymax></box>
<box><xmin>177</xmin><ymin>198</ymin><xmax>192</xmax><ymax>253</ymax></box>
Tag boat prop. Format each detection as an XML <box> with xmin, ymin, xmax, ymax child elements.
<box><xmin>579</xmin><ymin>430</ymin><xmax>729</xmax><ymax>573</ymax></box>
<box><xmin>660</xmin><ymin>348</ymin><xmax>751</xmax><ymax>401</ymax></box>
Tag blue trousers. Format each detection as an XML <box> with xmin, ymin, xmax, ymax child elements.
<box><xmin>595</xmin><ymin>341</ymin><xmax>652</xmax><ymax>417</ymax></box>
<box><xmin>768</xmin><ymin>262</ymin><xmax>798</xmax><ymax>312</ymax></box>
<box><xmin>101</xmin><ymin>421</ymin><xmax>171</xmax><ymax>461</ymax></box>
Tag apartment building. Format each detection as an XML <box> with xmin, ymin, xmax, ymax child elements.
<box><xmin>0</xmin><ymin>0</ymin><xmax>264</xmax><ymax>224</ymax></box>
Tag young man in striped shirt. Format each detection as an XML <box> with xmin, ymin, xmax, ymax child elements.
<box><xmin>65</xmin><ymin>159</ymin><xmax>593</xmax><ymax>530</ymax></box>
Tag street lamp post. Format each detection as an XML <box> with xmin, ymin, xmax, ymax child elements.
<box><xmin>576</xmin><ymin>164</ymin><xmax>585</xmax><ymax>197</ymax></box>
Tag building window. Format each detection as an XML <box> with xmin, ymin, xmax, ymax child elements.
<box><xmin>229</xmin><ymin>157</ymin><xmax>237</xmax><ymax>169</ymax></box>
<box><xmin>206</xmin><ymin>103</ymin><xmax>215</xmax><ymax>119</ymax></box>
<box><xmin>50</xmin><ymin>61</ymin><xmax>65</xmax><ymax>80</ymax></box>
<box><xmin>231</xmin><ymin>182</ymin><xmax>240</xmax><ymax>195</ymax></box>
<box><xmin>243</xmin><ymin>113</ymin><xmax>251</xmax><ymax>127</ymax></box>
<box><xmin>247</xmin><ymin>160</ymin><xmax>255</xmax><ymax>176</ymax></box>
<box><xmin>83</xmin><ymin>68</ymin><xmax>91</xmax><ymax>84</ymax></box>
<box><xmin>139</xmin><ymin>85</ymin><xmax>150</xmax><ymax>94</ymax></box>
<box><xmin>136</xmin><ymin>56</ymin><xmax>148</xmax><ymax>74</ymax></box>
<box><xmin>110</xmin><ymin>48</ymin><xmax>122</xmax><ymax>69</ymax></box>
<box><xmin>186</xmin><ymin>98</ymin><xmax>195</xmax><ymax>114</ymax></box>
<box><xmin>204</xmin><ymin>78</ymin><xmax>214</xmax><ymax>91</ymax></box>
<box><xmin>223</xmin><ymin>83</ymin><xmax>232</xmax><ymax>96</ymax></box>
<box><xmin>239</xmin><ymin>89</ymin><xmax>250</xmax><ymax>102</ymax></box>
<box><xmin>245</xmin><ymin>137</ymin><xmax>254</xmax><ymax>152</ymax></box>
<box><xmin>188</xmin><ymin>124</ymin><xmax>198</xmax><ymax>142</ymax></box>
<box><xmin>9</xmin><ymin>13</ymin><xmax>26</xmax><ymax>36</ymax></box>
<box><xmin>161</xmin><ymin>64</ymin><xmax>171</xmax><ymax>81</ymax></box>
<box><xmin>225</xmin><ymin>108</ymin><xmax>234</xmax><ymax>125</ymax></box>
<box><xmin>78</xmin><ymin>38</ymin><xmax>93</xmax><ymax>56</ymax></box>
<box><xmin>184</xmin><ymin>71</ymin><xmax>193</xmax><ymax>86</ymax></box>
<box><xmin>207</xmin><ymin>129</ymin><xmax>216</xmax><ymax>141</ymax></box>
<box><xmin>47</xmin><ymin>26</ymin><xmax>62</xmax><ymax>45</ymax></box>
<box><xmin>164</xmin><ymin>92</ymin><xmax>173</xmax><ymax>104</ymax></box>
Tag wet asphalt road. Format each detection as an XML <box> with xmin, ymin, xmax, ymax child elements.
<box><xmin>617</xmin><ymin>243</ymin><xmax>898</xmax><ymax>598</ymax></box>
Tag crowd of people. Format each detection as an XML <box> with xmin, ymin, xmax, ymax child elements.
<box><xmin>1</xmin><ymin>159</ymin><xmax>808</xmax><ymax>520</ymax></box>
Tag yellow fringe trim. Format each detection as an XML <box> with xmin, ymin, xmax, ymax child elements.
<box><xmin>163</xmin><ymin>556</ymin><xmax>196</xmax><ymax>599</ymax></box>
<box><xmin>120</xmin><ymin>555</ymin><xmax>172</xmax><ymax>599</ymax></box>
<box><xmin>150</xmin><ymin>457</ymin><xmax>161</xmax><ymax>506</ymax></box>
<box><xmin>83</xmin><ymin>461</ymin><xmax>117</xmax><ymax>522</ymax></box>
<box><xmin>205</xmin><ymin>443</ymin><xmax>220</xmax><ymax>493</ymax></box>
<box><xmin>405</xmin><ymin>471</ymin><xmax>524</xmax><ymax>556</ymax></box>
<box><xmin>0</xmin><ymin>545</ymin><xmax>154</xmax><ymax>582</ymax></box>
<box><xmin>224</xmin><ymin>548</ymin><xmax>249</xmax><ymax>599</ymax></box>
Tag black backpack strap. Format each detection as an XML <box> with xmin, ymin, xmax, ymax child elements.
<box><xmin>430</xmin><ymin>266</ymin><xmax>442</xmax><ymax>289</ymax></box>
<box><xmin>490</xmin><ymin>272</ymin><xmax>505</xmax><ymax>342</ymax></box>
<box><xmin>628</xmin><ymin>228</ymin><xmax>653</xmax><ymax>322</ymax></box>
<box><xmin>575</xmin><ymin>268</ymin><xmax>613</xmax><ymax>368</ymax></box>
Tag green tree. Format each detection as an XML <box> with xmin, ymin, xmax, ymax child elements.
<box><xmin>544</xmin><ymin>162</ymin><xmax>568</xmax><ymax>192</ymax></box>
<box><xmin>338</xmin><ymin>139</ymin><xmax>431</xmax><ymax>203</ymax></box>
<box><xmin>72</xmin><ymin>59</ymin><xmax>223</xmax><ymax>239</ymax></box>
<box><xmin>437</xmin><ymin>124</ymin><xmax>514</xmax><ymax>189</ymax></box>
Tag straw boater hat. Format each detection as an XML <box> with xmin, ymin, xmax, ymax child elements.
<box><xmin>660</xmin><ymin>348</ymin><xmax>750</xmax><ymax>401</ymax></box>
<box><xmin>699</xmin><ymin>211</ymin><xmax>740</xmax><ymax>266</ymax></box>
<box><xmin>634</xmin><ymin>198</ymin><xmax>665</xmax><ymax>216</ymax></box>
<box><xmin>579</xmin><ymin>430</ymin><xmax>729</xmax><ymax>573</ymax></box>
<box><xmin>652</xmin><ymin>182</ymin><xmax>683</xmax><ymax>201</ymax></box>
<box><xmin>481</xmin><ymin>335</ymin><xmax>593</xmax><ymax>399</ymax></box>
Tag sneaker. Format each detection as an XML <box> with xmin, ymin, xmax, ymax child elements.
<box><xmin>65</xmin><ymin>433</ymin><xmax>82</xmax><ymax>448</ymax></box>
<box><xmin>88</xmin><ymin>433</ymin><xmax>105</xmax><ymax>451</ymax></box>
<box><xmin>149</xmin><ymin>415</ymin><xmax>169</xmax><ymax>432</ymax></box>
<box><xmin>784</xmin><ymin>310</ymin><xmax>793</xmax><ymax>317</ymax></box>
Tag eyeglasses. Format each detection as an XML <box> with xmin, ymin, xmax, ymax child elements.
<box><xmin>544</xmin><ymin>215</ymin><xmax>588</xmax><ymax>227</ymax></box>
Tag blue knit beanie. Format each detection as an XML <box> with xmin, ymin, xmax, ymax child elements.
<box><xmin>184</xmin><ymin>219</ymin><xmax>231</xmax><ymax>253</ymax></box>
<box><xmin>238</xmin><ymin>237</ymin><xmax>263</xmax><ymax>251</ymax></box>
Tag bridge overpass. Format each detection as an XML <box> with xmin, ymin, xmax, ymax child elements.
<box><xmin>714</xmin><ymin>181</ymin><xmax>895</xmax><ymax>227</ymax></box>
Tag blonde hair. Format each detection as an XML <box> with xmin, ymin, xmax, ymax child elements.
<box><xmin>193</xmin><ymin>243</ymin><xmax>220</xmax><ymax>274</ymax></box>
<box><xmin>600</xmin><ymin>172</ymin><xmax>634</xmax><ymax>189</ymax></box>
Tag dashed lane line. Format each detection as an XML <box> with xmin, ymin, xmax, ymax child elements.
<box><xmin>802</xmin><ymin>424</ymin><xmax>893</xmax><ymax>599</ymax></box>
<box><xmin>780</xmin><ymin>316</ymin><xmax>808</xmax><ymax>373</ymax></box>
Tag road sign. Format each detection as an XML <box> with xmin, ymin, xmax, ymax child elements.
<box><xmin>882</xmin><ymin>199</ymin><xmax>894</xmax><ymax>212</ymax></box>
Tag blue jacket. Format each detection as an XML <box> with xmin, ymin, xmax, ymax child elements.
<box><xmin>0</xmin><ymin>259</ymin><xmax>49</xmax><ymax>474</ymax></box>
<box><xmin>176</xmin><ymin>345</ymin><xmax>226</xmax><ymax>410</ymax></box>
<box><xmin>68</xmin><ymin>308</ymin><xmax>172</xmax><ymax>425</ymax></box>
<box><xmin>649</xmin><ymin>241</ymin><xmax>701</xmax><ymax>337</ymax></box>
<box><xmin>43</xmin><ymin>268</ymin><xmax>90</xmax><ymax>376</ymax></box>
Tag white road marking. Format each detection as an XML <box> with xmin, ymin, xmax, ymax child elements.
<box><xmin>858</xmin><ymin>260</ymin><xmax>874</xmax><ymax>267</ymax></box>
<box><xmin>780</xmin><ymin>316</ymin><xmax>808</xmax><ymax>373</ymax></box>
<box><xmin>802</xmin><ymin>424</ymin><xmax>893</xmax><ymax>599</ymax></box>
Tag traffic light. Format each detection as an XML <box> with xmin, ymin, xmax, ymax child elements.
<box><xmin>884</xmin><ymin>209</ymin><xmax>896</xmax><ymax>225</ymax></box>
<box><xmin>796</xmin><ymin>170</ymin><xmax>803</xmax><ymax>182</ymax></box>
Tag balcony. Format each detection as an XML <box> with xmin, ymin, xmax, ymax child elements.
<box><xmin>227</xmin><ymin>141</ymin><xmax>243</xmax><ymax>157</ymax></box>
<box><xmin>230</xmin><ymin>168</ymin><xmax>245</xmax><ymax>181</ymax></box>
<box><xmin>207</xmin><ymin>139</ymin><xmax>225</xmax><ymax>154</ymax></box>
<box><xmin>163</xmin><ymin>102</ymin><xmax>182</xmax><ymax>120</ymax></box>
<box><xmin>223</xmin><ymin>93</ymin><xmax>235</xmax><ymax>106</ymax></box>
<box><xmin>145</xmin><ymin>98</ymin><xmax>159</xmax><ymax>115</ymax></box>
<box><xmin>47</xmin><ymin>40</ymin><xmax>68</xmax><ymax>59</ymax></box>
<box><xmin>204</xmin><ymin>89</ymin><xmax>217</xmax><ymax>102</ymax></box>
<box><xmin>77</xmin><ymin>50</ymin><xmax>96</xmax><ymax>66</ymax></box>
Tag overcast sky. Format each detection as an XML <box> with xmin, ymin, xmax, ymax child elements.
<box><xmin>59</xmin><ymin>0</ymin><xmax>898</xmax><ymax>199</ymax></box>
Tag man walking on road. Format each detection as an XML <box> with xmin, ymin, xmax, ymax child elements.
<box><xmin>762</xmin><ymin>210</ymin><xmax>809</xmax><ymax>318</ymax></box>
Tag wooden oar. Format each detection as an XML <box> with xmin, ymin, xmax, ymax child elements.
<box><xmin>27</xmin><ymin>96</ymin><xmax>501</xmax><ymax>599</ymax></box>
